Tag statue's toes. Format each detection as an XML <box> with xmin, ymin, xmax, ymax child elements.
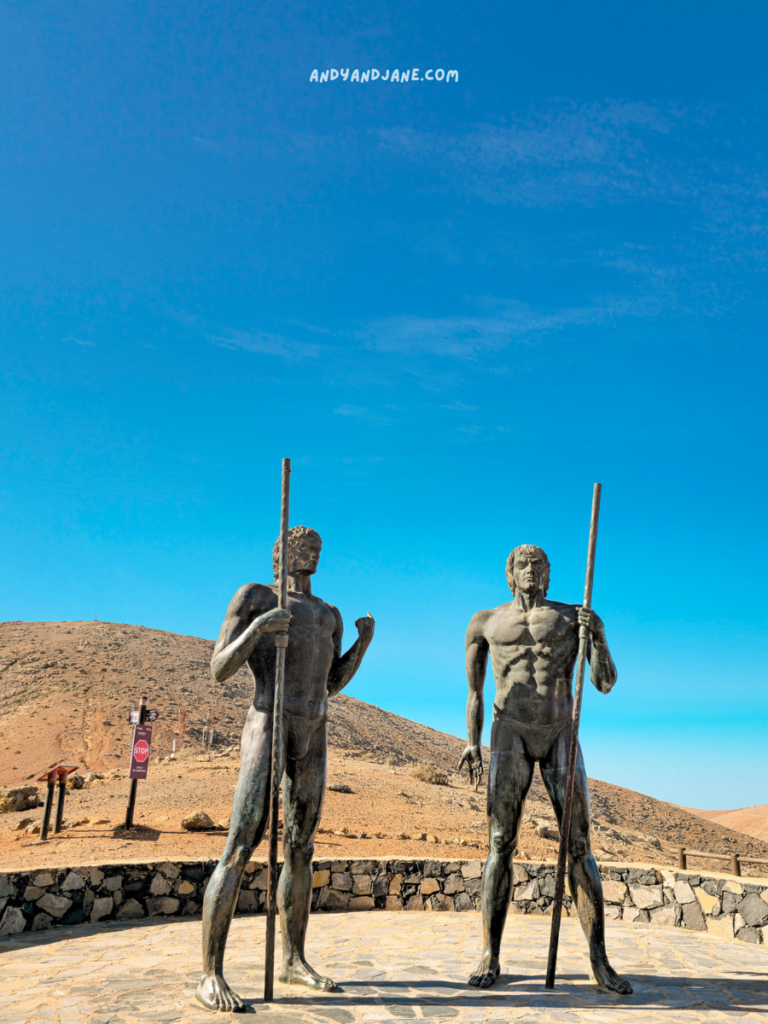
<box><xmin>591</xmin><ymin>961</ymin><xmax>633</xmax><ymax>996</ymax></box>
<box><xmin>468</xmin><ymin>970</ymin><xmax>493</xmax><ymax>988</ymax></box>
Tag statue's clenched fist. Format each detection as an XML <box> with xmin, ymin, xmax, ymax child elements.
<box><xmin>256</xmin><ymin>608</ymin><xmax>292</xmax><ymax>633</ymax></box>
<box><xmin>577</xmin><ymin>606</ymin><xmax>605</xmax><ymax>640</ymax></box>
<box><xmin>355</xmin><ymin>613</ymin><xmax>375</xmax><ymax>642</ymax></box>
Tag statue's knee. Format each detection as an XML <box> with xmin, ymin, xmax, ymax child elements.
<box><xmin>569</xmin><ymin>835</ymin><xmax>589</xmax><ymax>859</ymax></box>
<box><xmin>489</xmin><ymin>830</ymin><xmax>515</xmax><ymax>859</ymax></box>
<box><xmin>283</xmin><ymin>835</ymin><xmax>314</xmax><ymax>864</ymax></box>
<box><xmin>232</xmin><ymin>843</ymin><xmax>253</xmax><ymax>869</ymax></box>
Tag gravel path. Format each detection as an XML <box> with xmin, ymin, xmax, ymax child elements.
<box><xmin>1</xmin><ymin>911</ymin><xmax>766</xmax><ymax>1023</ymax></box>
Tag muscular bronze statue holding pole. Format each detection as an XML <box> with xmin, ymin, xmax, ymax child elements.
<box><xmin>459</xmin><ymin>540</ymin><xmax>632</xmax><ymax>995</ymax></box>
<box><xmin>196</xmin><ymin>524</ymin><xmax>375</xmax><ymax>1012</ymax></box>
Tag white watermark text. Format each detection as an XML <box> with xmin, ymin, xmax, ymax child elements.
<box><xmin>309</xmin><ymin>68</ymin><xmax>458</xmax><ymax>83</ymax></box>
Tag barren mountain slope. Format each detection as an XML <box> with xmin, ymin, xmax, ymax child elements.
<box><xmin>1</xmin><ymin>620</ymin><xmax>766</xmax><ymax>873</ymax></box>
<box><xmin>683</xmin><ymin>804</ymin><xmax>768</xmax><ymax>844</ymax></box>
<box><xmin>0</xmin><ymin>619</ymin><xmax>468</xmax><ymax>776</ymax></box>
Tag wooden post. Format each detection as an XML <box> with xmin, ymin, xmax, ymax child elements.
<box><xmin>678</xmin><ymin>847</ymin><xmax>687</xmax><ymax>870</ymax></box>
<box><xmin>264</xmin><ymin>458</ymin><xmax>291</xmax><ymax>1003</ymax></box>
<box><xmin>732</xmin><ymin>854</ymin><xmax>741</xmax><ymax>877</ymax></box>
<box><xmin>177</xmin><ymin>706</ymin><xmax>187</xmax><ymax>751</ymax></box>
<box><xmin>54</xmin><ymin>775</ymin><xmax>67</xmax><ymax>834</ymax></box>
<box><xmin>39</xmin><ymin>777</ymin><xmax>56</xmax><ymax>841</ymax></box>
<box><xmin>545</xmin><ymin>483</ymin><xmax>601</xmax><ymax>990</ymax></box>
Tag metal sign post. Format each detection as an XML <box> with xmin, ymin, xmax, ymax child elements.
<box><xmin>125</xmin><ymin>697</ymin><xmax>149</xmax><ymax>829</ymax></box>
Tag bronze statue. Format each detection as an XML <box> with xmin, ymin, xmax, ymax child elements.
<box><xmin>459</xmin><ymin>544</ymin><xmax>632</xmax><ymax>995</ymax></box>
<box><xmin>196</xmin><ymin>526</ymin><xmax>375</xmax><ymax>1012</ymax></box>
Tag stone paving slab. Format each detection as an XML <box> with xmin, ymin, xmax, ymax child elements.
<box><xmin>0</xmin><ymin>912</ymin><xmax>766</xmax><ymax>1023</ymax></box>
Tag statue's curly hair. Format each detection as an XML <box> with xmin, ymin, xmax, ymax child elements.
<box><xmin>506</xmin><ymin>544</ymin><xmax>550</xmax><ymax>596</ymax></box>
<box><xmin>272</xmin><ymin>525</ymin><xmax>322</xmax><ymax>580</ymax></box>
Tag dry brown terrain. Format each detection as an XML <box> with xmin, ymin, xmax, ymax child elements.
<box><xmin>682</xmin><ymin>803</ymin><xmax>768</xmax><ymax>844</ymax></box>
<box><xmin>2</xmin><ymin>620</ymin><xmax>767</xmax><ymax>873</ymax></box>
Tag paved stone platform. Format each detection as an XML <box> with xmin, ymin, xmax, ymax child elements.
<box><xmin>0</xmin><ymin>912</ymin><xmax>766</xmax><ymax>1023</ymax></box>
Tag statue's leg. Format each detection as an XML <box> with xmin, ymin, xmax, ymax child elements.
<box><xmin>468</xmin><ymin>721</ymin><xmax>533</xmax><ymax>989</ymax></box>
<box><xmin>196</xmin><ymin>708</ymin><xmax>273</xmax><ymax>1012</ymax></box>
<box><xmin>277</xmin><ymin>718</ymin><xmax>336</xmax><ymax>991</ymax></box>
<box><xmin>540</xmin><ymin>729</ymin><xmax>633</xmax><ymax>995</ymax></box>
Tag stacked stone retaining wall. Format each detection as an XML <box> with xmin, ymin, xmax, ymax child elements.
<box><xmin>0</xmin><ymin>858</ymin><xmax>766</xmax><ymax>945</ymax></box>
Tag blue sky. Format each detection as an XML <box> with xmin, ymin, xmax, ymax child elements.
<box><xmin>2</xmin><ymin>1</ymin><xmax>767</xmax><ymax>808</ymax></box>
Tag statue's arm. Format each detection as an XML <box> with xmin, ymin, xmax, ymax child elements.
<box><xmin>327</xmin><ymin>605</ymin><xmax>375</xmax><ymax>697</ymax></box>
<box><xmin>580</xmin><ymin>608</ymin><xmax>617</xmax><ymax>693</ymax></box>
<box><xmin>458</xmin><ymin>612</ymin><xmax>489</xmax><ymax>782</ymax></box>
<box><xmin>210</xmin><ymin>584</ymin><xmax>290</xmax><ymax>683</ymax></box>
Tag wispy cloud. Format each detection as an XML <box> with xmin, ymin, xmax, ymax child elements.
<box><xmin>283</xmin><ymin>318</ymin><xmax>333</xmax><ymax>335</ymax></box>
<box><xmin>360</xmin><ymin>294</ymin><xmax>659</xmax><ymax>359</ymax></box>
<box><xmin>64</xmin><ymin>336</ymin><xmax>94</xmax><ymax>346</ymax></box>
<box><xmin>333</xmin><ymin>404</ymin><xmax>392</xmax><ymax>425</ymax></box>
<box><xmin>374</xmin><ymin>102</ymin><xmax>768</xmax><ymax>229</ymax></box>
<box><xmin>375</xmin><ymin>101</ymin><xmax>676</xmax><ymax>208</ymax></box>
<box><xmin>211</xmin><ymin>329</ymin><xmax>323</xmax><ymax>360</ymax></box>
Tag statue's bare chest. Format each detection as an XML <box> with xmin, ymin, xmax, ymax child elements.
<box><xmin>489</xmin><ymin>606</ymin><xmax>576</xmax><ymax>653</ymax></box>
<box><xmin>257</xmin><ymin>586</ymin><xmax>336</xmax><ymax>636</ymax></box>
<box><xmin>249</xmin><ymin>589</ymin><xmax>337</xmax><ymax>683</ymax></box>
<box><xmin>285</xmin><ymin>593</ymin><xmax>336</xmax><ymax>636</ymax></box>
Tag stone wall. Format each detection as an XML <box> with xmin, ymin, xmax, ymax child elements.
<box><xmin>0</xmin><ymin>858</ymin><xmax>766</xmax><ymax>945</ymax></box>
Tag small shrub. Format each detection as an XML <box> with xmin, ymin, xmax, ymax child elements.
<box><xmin>410</xmin><ymin>764</ymin><xmax>448</xmax><ymax>786</ymax></box>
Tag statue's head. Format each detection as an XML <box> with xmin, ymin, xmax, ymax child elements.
<box><xmin>506</xmin><ymin>545</ymin><xmax>550</xmax><ymax>597</ymax></box>
<box><xmin>272</xmin><ymin>525</ymin><xmax>322</xmax><ymax>580</ymax></box>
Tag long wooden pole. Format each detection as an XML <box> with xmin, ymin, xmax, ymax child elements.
<box><xmin>545</xmin><ymin>482</ymin><xmax>602</xmax><ymax>989</ymax></box>
<box><xmin>264</xmin><ymin>457</ymin><xmax>291</xmax><ymax>1002</ymax></box>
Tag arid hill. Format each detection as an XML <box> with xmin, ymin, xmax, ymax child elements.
<box><xmin>0</xmin><ymin>619</ymin><xmax>464</xmax><ymax>774</ymax></box>
<box><xmin>683</xmin><ymin>804</ymin><xmax>768</xmax><ymax>844</ymax></box>
<box><xmin>1</xmin><ymin>620</ymin><xmax>767</xmax><ymax>873</ymax></box>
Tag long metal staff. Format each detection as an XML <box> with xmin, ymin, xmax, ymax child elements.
<box><xmin>545</xmin><ymin>482</ymin><xmax>602</xmax><ymax>989</ymax></box>
<box><xmin>264</xmin><ymin>457</ymin><xmax>291</xmax><ymax>1002</ymax></box>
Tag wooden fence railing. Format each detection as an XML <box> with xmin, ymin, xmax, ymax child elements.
<box><xmin>677</xmin><ymin>846</ymin><xmax>768</xmax><ymax>877</ymax></box>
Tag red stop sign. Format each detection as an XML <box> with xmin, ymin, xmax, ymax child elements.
<box><xmin>129</xmin><ymin>724</ymin><xmax>153</xmax><ymax>780</ymax></box>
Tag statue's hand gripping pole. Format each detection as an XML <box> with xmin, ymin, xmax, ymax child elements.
<box><xmin>264</xmin><ymin>458</ymin><xmax>291</xmax><ymax>1003</ymax></box>
<box><xmin>545</xmin><ymin>482</ymin><xmax>601</xmax><ymax>990</ymax></box>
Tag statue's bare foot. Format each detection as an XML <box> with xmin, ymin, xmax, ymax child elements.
<box><xmin>468</xmin><ymin>952</ymin><xmax>500</xmax><ymax>988</ymax></box>
<box><xmin>591</xmin><ymin>959</ymin><xmax>633</xmax><ymax>995</ymax></box>
<box><xmin>279</xmin><ymin>955</ymin><xmax>337</xmax><ymax>991</ymax></box>
<box><xmin>195</xmin><ymin>972</ymin><xmax>246</xmax><ymax>1012</ymax></box>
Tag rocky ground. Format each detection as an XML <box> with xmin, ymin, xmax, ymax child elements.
<box><xmin>1</xmin><ymin>620</ymin><xmax>767</xmax><ymax>874</ymax></box>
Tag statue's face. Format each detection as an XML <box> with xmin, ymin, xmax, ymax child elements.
<box><xmin>290</xmin><ymin>535</ymin><xmax>322</xmax><ymax>575</ymax></box>
<box><xmin>513</xmin><ymin>551</ymin><xmax>547</xmax><ymax>596</ymax></box>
